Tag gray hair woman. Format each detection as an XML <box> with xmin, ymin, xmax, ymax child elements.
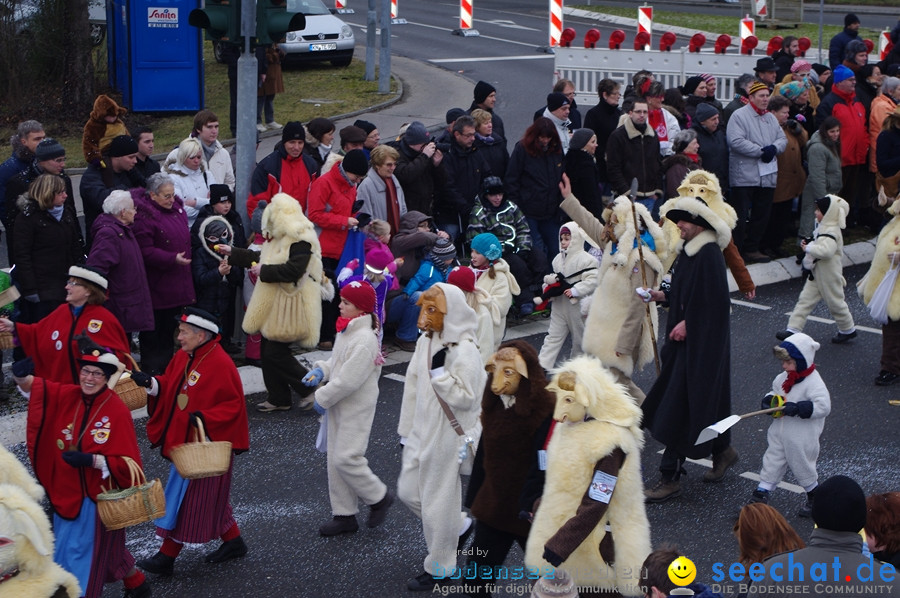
<box><xmin>87</xmin><ymin>189</ymin><xmax>154</xmax><ymax>334</ymax></box>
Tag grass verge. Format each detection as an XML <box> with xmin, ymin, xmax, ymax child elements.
<box><xmin>1</xmin><ymin>42</ymin><xmax>395</xmax><ymax>169</ymax></box>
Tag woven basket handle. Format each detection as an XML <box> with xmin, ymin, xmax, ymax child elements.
<box><xmin>101</xmin><ymin>456</ymin><xmax>147</xmax><ymax>492</ymax></box>
<box><xmin>122</xmin><ymin>353</ymin><xmax>141</xmax><ymax>373</ymax></box>
<box><xmin>190</xmin><ymin>417</ymin><xmax>209</xmax><ymax>444</ymax></box>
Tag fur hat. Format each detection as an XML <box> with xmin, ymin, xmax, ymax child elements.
<box><xmin>353</xmin><ymin>119</ymin><xmax>377</xmax><ymax>135</ymax></box>
<box><xmin>671</xmin><ymin>129</ymin><xmax>697</xmax><ymax>154</ymax></box>
<box><xmin>108</xmin><ymin>135</ymin><xmax>138</xmax><ymax>157</ymax></box>
<box><xmin>404</xmin><ymin>121</ymin><xmax>430</xmax><ymax>146</ymax></box>
<box><xmin>69</xmin><ymin>265</ymin><xmax>108</xmax><ymax>291</ymax></box>
<box><xmin>471</xmin><ymin>233</ymin><xmax>503</xmax><ymax>261</ymax></box>
<box><xmin>177</xmin><ymin>306</ymin><xmax>220</xmax><ymax>335</ymax></box>
<box><xmin>776</xmin><ymin>332</ymin><xmax>819</xmax><ymax>371</ymax></box>
<box><xmin>341</xmin><ymin>149</ymin><xmax>368</xmax><ymax>176</ymax></box>
<box><xmin>340</xmin><ymin>280</ymin><xmax>376</xmax><ymax>314</ymax></box>
<box><xmin>815</xmin><ymin>195</ymin><xmax>831</xmax><ymax>215</ymax></box>
<box><xmin>695</xmin><ymin>103</ymin><xmax>718</xmax><ymax>123</ymax></box>
<box><xmin>844</xmin><ymin>39</ymin><xmax>867</xmax><ymax>60</ymax></box>
<box><xmin>282</xmin><ymin>121</ymin><xmax>305</xmax><ymax>143</ymax></box>
<box><xmin>34</xmin><ymin>138</ymin><xmax>65</xmax><ymax>162</ymax></box>
<box><xmin>813</xmin><ymin>475</ymin><xmax>866</xmax><ymax>532</ymax></box>
<box><xmin>661</xmin><ymin>193</ymin><xmax>732</xmax><ymax>250</ymax></box>
<box><xmin>482</xmin><ymin>176</ymin><xmax>504</xmax><ymax>196</ymax></box>
<box><xmin>569</xmin><ymin>128</ymin><xmax>595</xmax><ymax>152</ymax></box>
<box><xmin>447</xmin><ymin>266</ymin><xmax>476</xmax><ymax>293</ymax></box>
<box><xmin>209</xmin><ymin>183</ymin><xmax>234</xmax><ymax>205</ymax></box>
<box><xmin>473</xmin><ymin>80</ymin><xmax>496</xmax><ymax>104</ymax></box>
<box><xmin>546</xmin><ymin>92</ymin><xmax>570</xmax><ymax>112</ymax></box>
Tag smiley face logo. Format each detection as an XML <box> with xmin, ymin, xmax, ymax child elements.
<box><xmin>667</xmin><ymin>556</ymin><xmax>696</xmax><ymax>586</ymax></box>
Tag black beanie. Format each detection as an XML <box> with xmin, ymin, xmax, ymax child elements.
<box><xmin>353</xmin><ymin>119</ymin><xmax>377</xmax><ymax>135</ymax></box>
<box><xmin>282</xmin><ymin>121</ymin><xmax>305</xmax><ymax>144</ymax></box>
<box><xmin>341</xmin><ymin>149</ymin><xmax>368</xmax><ymax>177</ymax></box>
<box><xmin>35</xmin><ymin>138</ymin><xmax>65</xmax><ymax>161</ymax></box>
<box><xmin>844</xmin><ymin>13</ymin><xmax>860</xmax><ymax>28</ymax></box>
<box><xmin>209</xmin><ymin>184</ymin><xmax>234</xmax><ymax>205</ymax></box>
<box><xmin>108</xmin><ymin>135</ymin><xmax>138</xmax><ymax>158</ymax></box>
<box><xmin>474</xmin><ymin>80</ymin><xmax>496</xmax><ymax>104</ymax></box>
<box><xmin>681</xmin><ymin>75</ymin><xmax>704</xmax><ymax>96</ymax></box>
<box><xmin>812</xmin><ymin>475</ymin><xmax>866</xmax><ymax>532</ymax></box>
<box><xmin>815</xmin><ymin>196</ymin><xmax>831</xmax><ymax>216</ymax></box>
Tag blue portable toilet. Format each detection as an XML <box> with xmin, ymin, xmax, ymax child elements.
<box><xmin>108</xmin><ymin>0</ymin><xmax>204</xmax><ymax>112</ymax></box>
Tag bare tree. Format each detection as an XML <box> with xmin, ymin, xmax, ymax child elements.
<box><xmin>61</xmin><ymin>0</ymin><xmax>95</xmax><ymax>118</ymax></box>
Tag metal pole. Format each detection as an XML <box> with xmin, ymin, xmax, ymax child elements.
<box><xmin>366</xmin><ymin>0</ymin><xmax>376</xmax><ymax>81</ymax></box>
<box><xmin>235</xmin><ymin>0</ymin><xmax>257</xmax><ymax>234</ymax></box>
<box><xmin>817</xmin><ymin>0</ymin><xmax>824</xmax><ymax>63</ymax></box>
<box><xmin>379</xmin><ymin>0</ymin><xmax>391</xmax><ymax>93</ymax></box>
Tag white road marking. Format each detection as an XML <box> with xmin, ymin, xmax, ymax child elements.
<box><xmin>731</xmin><ymin>299</ymin><xmax>771</xmax><ymax>310</ymax></box>
<box><xmin>782</xmin><ymin>313</ymin><xmax>882</xmax><ymax>335</ymax></box>
<box><xmin>430</xmin><ymin>54</ymin><xmax>554</xmax><ymax>63</ymax></box>
<box><xmin>384</xmin><ymin>373</ymin><xmax>407</xmax><ymax>383</ymax></box>
<box><xmin>479</xmin><ymin>19</ymin><xmax>541</xmax><ymax>31</ymax></box>
<box><xmin>654</xmin><ymin>449</ymin><xmax>803</xmax><ymax>493</ymax></box>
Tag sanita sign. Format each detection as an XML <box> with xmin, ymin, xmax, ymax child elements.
<box><xmin>148</xmin><ymin>7</ymin><xmax>179</xmax><ymax>28</ymax></box>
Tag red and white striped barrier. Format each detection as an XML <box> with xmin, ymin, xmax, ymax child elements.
<box><xmin>335</xmin><ymin>0</ymin><xmax>354</xmax><ymax>14</ymax></box>
<box><xmin>880</xmin><ymin>30</ymin><xmax>893</xmax><ymax>61</ymax></box>
<box><xmin>754</xmin><ymin>0</ymin><xmax>767</xmax><ymax>18</ymax></box>
<box><xmin>637</xmin><ymin>5</ymin><xmax>652</xmax><ymax>50</ymax></box>
<box><xmin>336</xmin><ymin>0</ymin><xmax>345</xmax><ymax>9</ymax></box>
<box><xmin>549</xmin><ymin>0</ymin><xmax>563</xmax><ymax>48</ymax></box>
<box><xmin>391</xmin><ymin>0</ymin><xmax>398</xmax><ymax>19</ymax></box>
<box><xmin>740</xmin><ymin>16</ymin><xmax>755</xmax><ymax>42</ymax></box>
<box><xmin>452</xmin><ymin>0</ymin><xmax>478</xmax><ymax>36</ymax></box>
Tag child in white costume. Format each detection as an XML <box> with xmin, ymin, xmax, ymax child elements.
<box><xmin>749</xmin><ymin>332</ymin><xmax>831</xmax><ymax>518</ymax></box>
<box><xmin>302</xmin><ymin>281</ymin><xmax>393</xmax><ymax>536</ymax></box>
<box><xmin>446</xmin><ymin>266</ymin><xmax>499</xmax><ymax>361</ymax></box>
<box><xmin>779</xmin><ymin>194</ymin><xmax>857</xmax><ymax>344</ymax></box>
<box><xmin>536</xmin><ymin>222</ymin><xmax>599</xmax><ymax>370</ymax></box>
<box><xmin>470</xmin><ymin>233</ymin><xmax>520</xmax><ymax>346</ymax></box>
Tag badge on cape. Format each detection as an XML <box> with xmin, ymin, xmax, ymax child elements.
<box><xmin>188</xmin><ymin>371</ymin><xmax>201</xmax><ymax>386</ymax></box>
<box><xmin>87</xmin><ymin>320</ymin><xmax>102</xmax><ymax>333</ymax></box>
<box><xmin>90</xmin><ymin>420</ymin><xmax>111</xmax><ymax>445</ymax></box>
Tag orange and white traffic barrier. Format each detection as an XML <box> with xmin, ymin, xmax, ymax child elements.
<box><xmin>638</xmin><ymin>5</ymin><xmax>652</xmax><ymax>36</ymax></box>
<box><xmin>880</xmin><ymin>30</ymin><xmax>892</xmax><ymax>61</ymax></box>
<box><xmin>459</xmin><ymin>0</ymin><xmax>473</xmax><ymax>29</ymax></box>
<box><xmin>549</xmin><ymin>0</ymin><xmax>563</xmax><ymax>48</ymax></box>
<box><xmin>391</xmin><ymin>0</ymin><xmax>398</xmax><ymax>19</ymax></box>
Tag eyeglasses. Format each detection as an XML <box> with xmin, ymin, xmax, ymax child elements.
<box><xmin>80</xmin><ymin>368</ymin><xmax>106</xmax><ymax>378</ymax></box>
<box><xmin>52</xmin><ymin>157</ymin><xmax>66</xmax><ymax>164</ymax></box>
<box><xmin>65</xmin><ymin>279</ymin><xmax>85</xmax><ymax>287</ymax></box>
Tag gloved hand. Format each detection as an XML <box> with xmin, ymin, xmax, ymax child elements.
<box><xmin>431</xmin><ymin>348</ymin><xmax>448</xmax><ymax>371</ymax></box>
<box><xmin>794</xmin><ymin>400</ymin><xmax>813</xmax><ymax>418</ymax></box>
<box><xmin>355</xmin><ymin>212</ymin><xmax>372</xmax><ymax>229</ymax></box>
<box><xmin>131</xmin><ymin>371</ymin><xmax>154</xmax><ymax>388</ymax></box>
<box><xmin>313</xmin><ymin>401</ymin><xmax>327</xmax><ymax>416</ymax></box>
<box><xmin>760</xmin><ymin>144</ymin><xmax>777</xmax><ymax>163</ymax></box>
<box><xmin>302</xmin><ymin>367</ymin><xmax>324</xmax><ymax>387</ymax></box>
<box><xmin>635</xmin><ymin>287</ymin><xmax>652</xmax><ymax>303</ymax></box>
<box><xmin>542</xmin><ymin>546</ymin><xmax>564</xmax><ymax>567</ymax></box>
<box><xmin>781</xmin><ymin>401</ymin><xmax>800</xmax><ymax>417</ymax></box>
<box><xmin>12</xmin><ymin>357</ymin><xmax>34</xmax><ymax>378</ymax></box>
<box><xmin>61</xmin><ymin>451</ymin><xmax>93</xmax><ymax>468</ymax></box>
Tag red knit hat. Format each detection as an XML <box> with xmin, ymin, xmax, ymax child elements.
<box><xmin>447</xmin><ymin>266</ymin><xmax>475</xmax><ymax>293</ymax></box>
<box><xmin>340</xmin><ymin>280</ymin><xmax>376</xmax><ymax>313</ymax></box>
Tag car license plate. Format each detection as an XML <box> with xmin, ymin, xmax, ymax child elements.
<box><xmin>309</xmin><ymin>43</ymin><xmax>337</xmax><ymax>51</ymax></box>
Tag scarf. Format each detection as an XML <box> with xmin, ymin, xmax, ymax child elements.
<box><xmin>782</xmin><ymin>363</ymin><xmax>816</xmax><ymax>394</ymax></box>
<box><xmin>383</xmin><ymin>175</ymin><xmax>401</xmax><ymax>235</ymax></box>
<box><xmin>201</xmin><ymin>141</ymin><xmax>216</xmax><ymax>164</ymax></box>
<box><xmin>49</xmin><ymin>205</ymin><xmax>64</xmax><ymax>221</ymax></box>
<box><xmin>649</xmin><ymin>109</ymin><xmax>668</xmax><ymax>141</ymax></box>
<box><xmin>832</xmin><ymin>84</ymin><xmax>856</xmax><ymax>105</ymax></box>
<box><xmin>685</xmin><ymin>153</ymin><xmax>700</xmax><ymax>163</ymax></box>
<box><xmin>750</xmin><ymin>102</ymin><xmax>768</xmax><ymax>116</ymax></box>
<box><xmin>476</xmin><ymin>133</ymin><xmax>494</xmax><ymax>144</ymax></box>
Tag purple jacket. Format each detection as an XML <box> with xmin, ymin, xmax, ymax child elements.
<box><xmin>130</xmin><ymin>188</ymin><xmax>195</xmax><ymax>310</ymax></box>
<box><xmin>87</xmin><ymin>213</ymin><xmax>155</xmax><ymax>332</ymax></box>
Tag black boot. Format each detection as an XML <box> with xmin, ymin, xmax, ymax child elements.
<box><xmin>136</xmin><ymin>552</ymin><xmax>174</xmax><ymax>576</ymax></box>
<box><xmin>204</xmin><ymin>536</ymin><xmax>248</xmax><ymax>563</ymax></box>
<box><xmin>122</xmin><ymin>581</ymin><xmax>152</xmax><ymax>598</ymax></box>
<box><xmin>319</xmin><ymin>515</ymin><xmax>359</xmax><ymax>536</ymax></box>
<box><xmin>367</xmin><ymin>490</ymin><xmax>395</xmax><ymax>528</ymax></box>
<box><xmin>798</xmin><ymin>487</ymin><xmax>816</xmax><ymax>518</ymax></box>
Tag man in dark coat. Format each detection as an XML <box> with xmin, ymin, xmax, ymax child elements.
<box><xmin>692</xmin><ymin>103</ymin><xmax>729</xmax><ymax>195</ymax></box>
<box><xmin>641</xmin><ymin>194</ymin><xmax>737</xmax><ymax>503</ymax></box>
<box><xmin>434</xmin><ymin>115</ymin><xmax>490</xmax><ymax>241</ymax></box>
<box><xmin>247</xmin><ymin>122</ymin><xmax>318</xmax><ymax>217</ymax></box>
<box><xmin>605</xmin><ymin>100</ymin><xmax>662</xmax><ymax>214</ymax></box>
<box><xmin>828</xmin><ymin>13</ymin><xmax>861</xmax><ymax>70</ymax></box>
<box><xmin>468</xmin><ymin>80</ymin><xmax>506</xmax><ymax>143</ymax></box>
<box><xmin>389</xmin><ymin>122</ymin><xmax>446</xmax><ymax>216</ymax></box>
<box><xmin>0</xmin><ymin>120</ymin><xmax>43</xmax><ymax>229</ymax></box>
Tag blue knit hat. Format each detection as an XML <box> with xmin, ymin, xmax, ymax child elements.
<box><xmin>832</xmin><ymin>65</ymin><xmax>854</xmax><ymax>84</ymax></box>
<box><xmin>471</xmin><ymin>233</ymin><xmax>502</xmax><ymax>261</ymax></box>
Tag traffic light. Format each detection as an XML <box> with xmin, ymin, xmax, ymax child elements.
<box><xmin>256</xmin><ymin>0</ymin><xmax>305</xmax><ymax>46</ymax></box>
<box><xmin>189</xmin><ymin>0</ymin><xmax>241</xmax><ymax>43</ymax></box>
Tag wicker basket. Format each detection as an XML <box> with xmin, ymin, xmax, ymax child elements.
<box><xmin>96</xmin><ymin>457</ymin><xmax>166</xmax><ymax>531</ymax></box>
<box><xmin>170</xmin><ymin>418</ymin><xmax>232</xmax><ymax>480</ymax></box>
<box><xmin>0</xmin><ymin>330</ymin><xmax>14</xmax><ymax>351</ymax></box>
<box><xmin>114</xmin><ymin>354</ymin><xmax>147</xmax><ymax>410</ymax></box>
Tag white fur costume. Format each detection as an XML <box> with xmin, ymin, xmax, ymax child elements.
<box><xmin>313</xmin><ymin>313</ymin><xmax>387</xmax><ymax>516</ymax></box>
<box><xmin>474</xmin><ymin>259</ymin><xmax>520</xmax><ymax>346</ymax></box>
<box><xmin>242</xmin><ymin>192</ymin><xmax>328</xmax><ymax>346</ymax></box>
<box><xmin>537</xmin><ymin>222</ymin><xmax>599</xmax><ymax>370</ymax></box>
<box><xmin>524</xmin><ymin>356</ymin><xmax>650</xmax><ymax>595</ymax></box>
<box><xmin>759</xmin><ymin>334</ymin><xmax>831</xmax><ymax>489</ymax></box>
<box><xmin>0</xmin><ymin>445</ymin><xmax>44</xmax><ymax>502</ymax></box>
<box><xmin>787</xmin><ymin>195</ymin><xmax>855</xmax><ymax>333</ymax></box>
<box><xmin>397</xmin><ymin>284</ymin><xmax>486</xmax><ymax>575</ymax></box>
<box><xmin>0</xmin><ymin>483</ymin><xmax>80</xmax><ymax>598</ymax></box>
<box><xmin>859</xmin><ymin>194</ymin><xmax>900</xmax><ymax>318</ymax></box>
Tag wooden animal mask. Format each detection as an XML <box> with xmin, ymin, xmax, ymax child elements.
<box><xmin>548</xmin><ymin>371</ymin><xmax>589</xmax><ymax>424</ymax></box>
<box><xmin>485</xmin><ymin>347</ymin><xmax>529</xmax><ymax>396</ymax></box>
<box><xmin>416</xmin><ymin>286</ymin><xmax>447</xmax><ymax>333</ymax></box>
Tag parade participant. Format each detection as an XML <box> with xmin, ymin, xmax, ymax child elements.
<box><xmin>748</xmin><ymin>333</ymin><xmax>831</xmax><ymax>517</ymax></box>
<box><xmin>15</xmin><ymin>346</ymin><xmax>150</xmax><ymax>598</ymax></box>
<box><xmin>218</xmin><ymin>192</ymin><xmax>328</xmax><ymax>411</ymax></box>
<box><xmin>463</xmin><ymin>342</ymin><xmax>554</xmax><ymax>596</ymax></box>
<box><xmin>446</xmin><ymin>265</ymin><xmax>498</xmax><ymax>360</ymax></box>
<box><xmin>560</xmin><ymin>186</ymin><xmax>664</xmax><ymax>402</ymax></box>
<box><xmin>133</xmin><ymin>307</ymin><xmax>250</xmax><ymax>576</ymax></box>
<box><xmin>470</xmin><ymin>233</ymin><xmax>520</xmax><ymax>344</ymax></box>
<box><xmin>397</xmin><ymin>283</ymin><xmax>485</xmax><ymax>592</ymax></box>
<box><xmin>337</xmin><ymin>249</ymin><xmax>394</xmax><ymax>349</ymax></box>
<box><xmin>776</xmin><ymin>195</ymin><xmax>857</xmax><ymax>343</ymax></box>
<box><xmin>524</xmin><ymin>356</ymin><xmax>650</xmax><ymax>597</ymax></box>
<box><xmin>301</xmin><ymin>281</ymin><xmax>394</xmax><ymax>536</ymax></box>
<box><xmin>535</xmin><ymin>222</ymin><xmax>599</xmax><ymax>371</ymax></box>
<box><xmin>642</xmin><ymin>193</ymin><xmax>737</xmax><ymax>502</ymax></box>
<box><xmin>0</xmin><ymin>265</ymin><xmax>130</xmax><ymax>384</ymax></box>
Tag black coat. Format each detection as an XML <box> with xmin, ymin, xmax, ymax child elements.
<box><xmin>12</xmin><ymin>196</ymin><xmax>84</xmax><ymax>302</ymax></box>
<box><xmin>583</xmin><ymin>100</ymin><xmax>623</xmax><ymax>181</ymax></box>
<box><xmin>692</xmin><ymin>122</ymin><xmax>729</xmax><ymax>191</ymax></box>
<box><xmin>504</xmin><ymin>142</ymin><xmax>564</xmax><ymax>221</ymax></box>
<box><xmin>642</xmin><ymin>239</ymin><xmax>731</xmax><ymax>459</ymax></box>
<box><xmin>564</xmin><ymin>148</ymin><xmax>604</xmax><ymax>219</ymax></box>
<box><xmin>436</xmin><ymin>141</ymin><xmax>491</xmax><ymax>225</ymax></box>
<box><xmin>474</xmin><ymin>134</ymin><xmax>509</xmax><ymax>182</ymax></box>
<box><xmin>5</xmin><ymin>166</ymin><xmax>78</xmax><ymax>263</ymax></box>
<box><xmin>191</xmin><ymin>213</ymin><xmax>244</xmax><ymax>321</ymax></box>
<box><xmin>390</xmin><ymin>139</ymin><xmax>446</xmax><ymax>216</ymax></box>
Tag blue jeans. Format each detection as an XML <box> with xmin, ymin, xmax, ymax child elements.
<box><xmin>387</xmin><ymin>294</ymin><xmax>420</xmax><ymax>341</ymax></box>
<box><xmin>525</xmin><ymin>216</ymin><xmax>562</xmax><ymax>264</ymax></box>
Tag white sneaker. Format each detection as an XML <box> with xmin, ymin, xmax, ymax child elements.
<box><xmin>256</xmin><ymin>123</ymin><xmax>268</xmax><ymax>132</ymax></box>
<box><xmin>266</xmin><ymin>121</ymin><xmax>283</xmax><ymax>129</ymax></box>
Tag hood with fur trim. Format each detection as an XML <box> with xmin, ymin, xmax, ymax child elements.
<box><xmin>660</xmin><ymin>194</ymin><xmax>732</xmax><ymax>251</ymax></box>
<box><xmin>607</xmin><ymin>197</ymin><xmax>667</xmax><ymax>267</ymax></box>
<box><xmin>197</xmin><ymin>215</ymin><xmax>234</xmax><ymax>262</ymax></box>
<box><xmin>779</xmin><ymin>332</ymin><xmax>819</xmax><ymax>370</ymax></box>
<box><xmin>431</xmin><ymin>282</ymin><xmax>478</xmax><ymax>346</ymax></box>
<box><xmin>818</xmin><ymin>194</ymin><xmax>849</xmax><ymax>230</ymax></box>
<box><xmin>89</xmin><ymin>94</ymin><xmax>126</xmax><ymax>121</ymax></box>
<box><xmin>557</xmin><ymin>221</ymin><xmax>596</xmax><ymax>256</ymax></box>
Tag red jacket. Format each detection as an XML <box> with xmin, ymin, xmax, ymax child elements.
<box><xmin>247</xmin><ymin>143</ymin><xmax>318</xmax><ymax>217</ymax></box>
<box><xmin>816</xmin><ymin>87</ymin><xmax>868</xmax><ymax>167</ymax></box>
<box><xmin>307</xmin><ymin>165</ymin><xmax>357</xmax><ymax>260</ymax></box>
